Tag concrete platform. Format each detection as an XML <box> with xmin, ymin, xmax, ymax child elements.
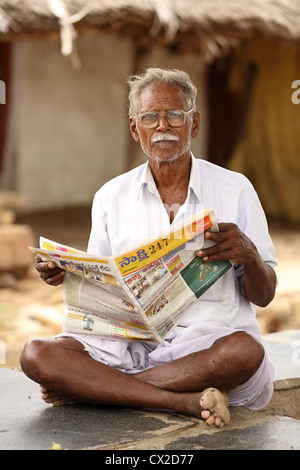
<box><xmin>0</xmin><ymin>330</ymin><xmax>300</xmax><ymax>451</ymax></box>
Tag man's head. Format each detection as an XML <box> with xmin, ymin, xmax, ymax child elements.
<box><xmin>128</xmin><ymin>68</ymin><xmax>200</xmax><ymax>164</ymax></box>
<box><xmin>128</xmin><ymin>68</ymin><xmax>197</xmax><ymax>117</ymax></box>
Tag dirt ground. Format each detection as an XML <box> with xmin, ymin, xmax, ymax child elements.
<box><xmin>1</xmin><ymin>206</ymin><xmax>300</xmax><ymax>369</ymax></box>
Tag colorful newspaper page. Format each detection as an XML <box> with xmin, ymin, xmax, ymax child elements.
<box><xmin>29</xmin><ymin>208</ymin><xmax>232</xmax><ymax>342</ymax></box>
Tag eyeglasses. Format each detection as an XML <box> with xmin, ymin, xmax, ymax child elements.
<box><xmin>134</xmin><ymin>108</ymin><xmax>194</xmax><ymax>129</ymax></box>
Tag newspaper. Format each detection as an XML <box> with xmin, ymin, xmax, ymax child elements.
<box><xmin>30</xmin><ymin>208</ymin><xmax>232</xmax><ymax>343</ymax></box>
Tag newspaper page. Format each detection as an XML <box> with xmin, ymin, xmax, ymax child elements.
<box><xmin>30</xmin><ymin>208</ymin><xmax>232</xmax><ymax>343</ymax></box>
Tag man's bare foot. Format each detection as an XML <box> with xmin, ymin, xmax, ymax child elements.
<box><xmin>40</xmin><ymin>385</ymin><xmax>78</xmax><ymax>407</ymax></box>
<box><xmin>200</xmin><ymin>387</ymin><xmax>230</xmax><ymax>428</ymax></box>
<box><xmin>40</xmin><ymin>385</ymin><xmax>230</xmax><ymax>428</ymax></box>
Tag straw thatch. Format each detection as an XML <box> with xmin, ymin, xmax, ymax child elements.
<box><xmin>1</xmin><ymin>0</ymin><xmax>300</xmax><ymax>56</ymax></box>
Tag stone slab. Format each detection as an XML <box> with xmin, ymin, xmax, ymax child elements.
<box><xmin>1</xmin><ymin>368</ymin><xmax>300</xmax><ymax>451</ymax></box>
<box><xmin>161</xmin><ymin>415</ymin><xmax>300</xmax><ymax>450</ymax></box>
<box><xmin>262</xmin><ymin>330</ymin><xmax>300</xmax><ymax>382</ymax></box>
<box><xmin>0</xmin><ymin>369</ymin><xmax>193</xmax><ymax>451</ymax></box>
<box><xmin>260</xmin><ymin>330</ymin><xmax>300</xmax><ymax>419</ymax></box>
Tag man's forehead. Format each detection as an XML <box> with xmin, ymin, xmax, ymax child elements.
<box><xmin>138</xmin><ymin>83</ymin><xmax>188</xmax><ymax>111</ymax></box>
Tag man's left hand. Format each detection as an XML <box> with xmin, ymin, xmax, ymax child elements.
<box><xmin>196</xmin><ymin>223</ymin><xmax>257</xmax><ymax>265</ymax></box>
<box><xmin>195</xmin><ymin>222</ymin><xmax>277</xmax><ymax>307</ymax></box>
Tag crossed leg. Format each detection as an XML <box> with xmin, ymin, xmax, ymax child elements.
<box><xmin>20</xmin><ymin>331</ymin><xmax>264</xmax><ymax>429</ymax></box>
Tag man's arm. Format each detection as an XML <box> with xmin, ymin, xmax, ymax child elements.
<box><xmin>196</xmin><ymin>223</ymin><xmax>277</xmax><ymax>307</ymax></box>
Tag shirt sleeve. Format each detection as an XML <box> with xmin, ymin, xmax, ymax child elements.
<box><xmin>87</xmin><ymin>190</ymin><xmax>112</xmax><ymax>256</ymax></box>
<box><xmin>237</xmin><ymin>177</ymin><xmax>278</xmax><ymax>269</ymax></box>
<box><xmin>234</xmin><ymin>177</ymin><xmax>278</xmax><ymax>294</ymax></box>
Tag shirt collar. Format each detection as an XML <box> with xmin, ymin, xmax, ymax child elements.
<box><xmin>188</xmin><ymin>153</ymin><xmax>202</xmax><ymax>204</ymax></box>
<box><xmin>137</xmin><ymin>153</ymin><xmax>202</xmax><ymax>204</ymax></box>
<box><xmin>137</xmin><ymin>161</ymin><xmax>159</xmax><ymax>200</ymax></box>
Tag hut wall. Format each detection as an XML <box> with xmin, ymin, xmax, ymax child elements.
<box><xmin>227</xmin><ymin>38</ymin><xmax>300</xmax><ymax>223</ymax></box>
<box><xmin>12</xmin><ymin>35</ymin><xmax>132</xmax><ymax>211</ymax></box>
<box><xmin>1</xmin><ymin>34</ymin><xmax>207</xmax><ymax>212</ymax></box>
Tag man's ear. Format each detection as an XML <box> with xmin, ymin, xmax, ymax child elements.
<box><xmin>129</xmin><ymin>117</ymin><xmax>140</xmax><ymax>142</ymax></box>
<box><xmin>191</xmin><ymin>111</ymin><xmax>201</xmax><ymax>138</ymax></box>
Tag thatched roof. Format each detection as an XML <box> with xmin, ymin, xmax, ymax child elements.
<box><xmin>1</xmin><ymin>0</ymin><xmax>300</xmax><ymax>57</ymax></box>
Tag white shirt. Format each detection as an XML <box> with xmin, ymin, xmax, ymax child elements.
<box><xmin>88</xmin><ymin>155</ymin><xmax>277</xmax><ymax>340</ymax></box>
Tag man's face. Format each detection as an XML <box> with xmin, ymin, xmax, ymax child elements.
<box><xmin>130</xmin><ymin>83</ymin><xmax>200</xmax><ymax>163</ymax></box>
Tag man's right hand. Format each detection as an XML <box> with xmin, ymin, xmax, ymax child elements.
<box><xmin>35</xmin><ymin>254</ymin><xmax>66</xmax><ymax>286</ymax></box>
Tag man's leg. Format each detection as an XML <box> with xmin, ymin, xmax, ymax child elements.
<box><xmin>136</xmin><ymin>331</ymin><xmax>265</xmax><ymax>392</ymax></box>
<box><xmin>20</xmin><ymin>337</ymin><xmax>229</xmax><ymax>427</ymax></box>
<box><xmin>20</xmin><ymin>332</ymin><xmax>263</xmax><ymax>428</ymax></box>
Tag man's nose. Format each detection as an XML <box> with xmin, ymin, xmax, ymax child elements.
<box><xmin>157</xmin><ymin>115</ymin><xmax>170</xmax><ymax>130</ymax></box>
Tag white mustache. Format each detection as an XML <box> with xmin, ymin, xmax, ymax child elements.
<box><xmin>151</xmin><ymin>133</ymin><xmax>179</xmax><ymax>144</ymax></box>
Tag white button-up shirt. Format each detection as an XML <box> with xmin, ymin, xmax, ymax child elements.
<box><xmin>88</xmin><ymin>155</ymin><xmax>277</xmax><ymax>340</ymax></box>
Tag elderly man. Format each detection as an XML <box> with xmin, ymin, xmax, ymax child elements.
<box><xmin>20</xmin><ymin>68</ymin><xmax>277</xmax><ymax>428</ymax></box>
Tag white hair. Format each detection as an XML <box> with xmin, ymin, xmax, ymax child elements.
<box><xmin>127</xmin><ymin>68</ymin><xmax>197</xmax><ymax>117</ymax></box>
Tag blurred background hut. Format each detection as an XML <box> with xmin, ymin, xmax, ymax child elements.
<box><xmin>0</xmin><ymin>0</ymin><xmax>300</xmax><ymax>222</ymax></box>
